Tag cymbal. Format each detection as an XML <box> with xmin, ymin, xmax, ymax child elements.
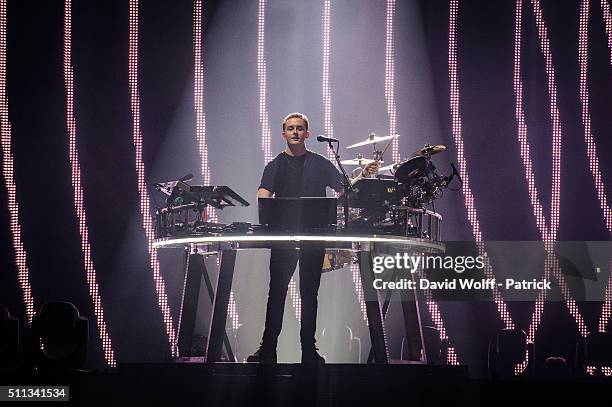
<box><xmin>378</xmin><ymin>163</ymin><xmax>398</xmax><ymax>172</ymax></box>
<box><xmin>410</xmin><ymin>144</ymin><xmax>446</xmax><ymax>157</ymax></box>
<box><xmin>347</xmin><ymin>133</ymin><xmax>399</xmax><ymax>149</ymax></box>
<box><xmin>340</xmin><ymin>158</ymin><xmax>378</xmax><ymax>166</ymax></box>
<box><xmin>394</xmin><ymin>155</ymin><xmax>429</xmax><ymax>183</ymax></box>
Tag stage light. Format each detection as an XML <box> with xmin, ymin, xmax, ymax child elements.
<box><xmin>31</xmin><ymin>302</ymin><xmax>88</xmax><ymax>371</ymax></box>
<box><xmin>0</xmin><ymin>304</ymin><xmax>19</xmax><ymax>369</ymax></box>
<box><xmin>129</xmin><ymin>0</ymin><xmax>178</xmax><ymax>358</ymax></box>
<box><xmin>63</xmin><ymin>0</ymin><xmax>115</xmax><ymax>368</ymax></box>
<box><xmin>583</xmin><ymin>331</ymin><xmax>612</xmax><ymax>376</ymax></box>
<box><xmin>0</xmin><ymin>0</ymin><xmax>35</xmax><ymax>325</ymax></box>
<box><xmin>488</xmin><ymin>328</ymin><xmax>529</xmax><ymax>378</ymax></box>
<box><xmin>542</xmin><ymin>356</ymin><xmax>570</xmax><ymax>379</ymax></box>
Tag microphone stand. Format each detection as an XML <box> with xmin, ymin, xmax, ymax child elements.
<box><xmin>327</xmin><ymin>140</ymin><xmax>354</xmax><ymax>232</ymax></box>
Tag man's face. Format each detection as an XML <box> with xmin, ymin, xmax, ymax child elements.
<box><xmin>282</xmin><ymin>117</ymin><xmax>309</xmax><ymax>146</ymax></box>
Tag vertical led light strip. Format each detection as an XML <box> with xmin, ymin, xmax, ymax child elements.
<box><xmin>129</xmin><ymin>0</ymin><xmax>178</xmax><ymax>357</ymax></box>
<box><xmin>513</xmin><ymin>1</ymin><xmax>588</xmax><ymax>366</ymax></box>
<box><xmin>450</xmin><ymin>0</ymin><xmax>515</xmax><ymax>326</ymax></box>
<box><xmin>63</xmin><ymin>0</ymin><xmax>116</xmax><ymax>367</ymax></box>
<box><xmin>448</xmin><ymin>0</ymin><xmax>516</xmax><ymax>366</ymax></box>
<box><xmin>413</xmin><ymin>261</ymin><xmax>459</xmax><ymax>364</ymax></box>
<box><xmin>580</xmin><ymin>2</ymin><xmax>612</xmax><ymax>375</ymax></box>
<box><xmin>512</xmin><ymin>1</ymin><xmax>547</xmax><ymax>360</ymax></box>
<box><xmin>0</xmin><ymin>0</ymin><xmax>35</xmax><ymax>324</ymax></box>
<box><xmin>602</xmin><ymin>0</ymin><xmax>612</xmax><ymax>65</ymax></box>
<box><xmin>193</xmin><ymin>0</ymin><xmax>240</xmax><ymax>332</ymax></box>
<box><xmin>321</xmin><ymin>0</ymin><xmax>334</xmax><ymax>161</ymax></box>
<box><xmin>258</xmin><ymin>0</ymin><xmax>272</xmax><ymax>164</ymax></box>
<box><xmin>599</xmin><ymin>0</ymin><xmax>612</xmax><ymax>357</ymax></box>
<box><xmin>384</xmin><ymin>0</ymin><xmax>399</xmax><ymax>163</ymax></box>
<box><xmin>579</xmin><ymin>0</ymin><xmax>612</xmax><ymax>234</ymax></box>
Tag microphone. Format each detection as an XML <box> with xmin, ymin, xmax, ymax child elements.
<box><xmin>450</xmin><ymin>163</ymin><xmax>462</xmax><ymax>183</ymax></box>
<box><xmin>317</xmin><ymin>135</ymin><xmax>339</xmax><ymax>143</ymax></box>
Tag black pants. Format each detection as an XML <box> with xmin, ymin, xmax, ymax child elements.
<box><xmin>261</xmin><ymin>247</ymin><xmax>325</xmax><ymax>349</ymax></box>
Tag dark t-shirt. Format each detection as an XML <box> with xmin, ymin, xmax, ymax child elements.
<box><xmin>259</xmin><ymin>151</ymin><xmax>343</xmax><ymax>197</ymax></box>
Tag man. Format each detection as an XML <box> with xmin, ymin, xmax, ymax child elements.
<box><xmin>248</xmin><ymin>112</ymin><xmax>343</xmax><ymax>364</ymax></box>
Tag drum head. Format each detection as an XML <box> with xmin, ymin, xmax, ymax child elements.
<box><xmin>394</xmin><ymin>155</ymin><xmax>428</xmax><ymax>183</ymax></box>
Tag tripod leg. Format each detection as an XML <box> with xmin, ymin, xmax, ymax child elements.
<box><xmin>358</xmin><ymin>250</ymin><xmax>389</xmax><ymax>364</ymax></box>
<box><xmin>205</xmin><ymin>249</ymin><xmax>237</xmax><ymax>363</ymax></box>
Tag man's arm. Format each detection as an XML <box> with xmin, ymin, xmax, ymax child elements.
<box><xmin>257</xmin><ymin>188</ymin><xmax>273</xmax><ymax>198</ymax></box>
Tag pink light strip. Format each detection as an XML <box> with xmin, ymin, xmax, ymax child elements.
<box><xmin>511</xmin><ymin>2</ymin><xmax>588</xmax><ymax>374</ymax></box>
<box><xmin>258</xmin><ymin>0</ymin><xmax>272</xmax><ymax>164</ymax></box>
<box><xmin>580</xmin><ymin>0</ymin><xmax>612</xmax><ymax>335</ymax></box>
<box><xmin>449</xmin><ymin>0</ymin><xmax>515</xmax><ymax>364</ymax></box>
<box><xmin>193</xmin><ymin>0</ymin><xmax>240</xmax><ymax>332</ymax></box>
<box><xmin>129</xmin><ymin>0</ymin><xmax>178</xmax><ymax>357</ymax></box>
<box><xmin>426</xmin><ymin>301</ymin><xmax>458</xmax><ymax>365</ymax></box>
<box><xmin>602</xmin><ymin>0</ymin><xmax>612</xmax><ymax>65</ymax></box>
<box><xmin>321</xmin><ymin>0</ymin><xmax>334</xmax><ymax>161</ymax></box>
<box><xmin>601</xmin><ymin>260</ymin><xmax>612</xmax><ymax>333</ymax></box>
<box><xmin>384</xmin><ymin>0</ymin><xmax>400</xmax><ymax>163</ymax></box>
<box><xmin>63</xmin><ymin>0</ymin><xmax>116</xmax><ymax>367</ymax></box>
<box><xmin>0</xmin><ymin>0</ymin><xmax>35</xmax><ymax>324</ymax></box>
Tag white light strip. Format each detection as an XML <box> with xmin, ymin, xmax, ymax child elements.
<box><xmin>602</xmin><ymin>0</ymin><xmax>612</xmax><ymax>65</ymax></box>
<box><xmin>0</xmin><ymin>0</ymin><xmax>35</xmax><ymax>324</ymax></box>
<box><xmin>287</xmin><ymin>276</ymin><xmax>300</xmax><ymax>320</ymax></box>
<box><xmin>321</xmin><ymin>0</ymin><xmax>335</xmax><ymax>162</ymax></box>
<box><xmin>193</xmin><ymin>0</ymin><xmax>240</xmax><ymax>334</ymax></box>
<box><xmin>193</xmin><ymin>0</ymin><xmax>215</xmax><ymax>223</ymax></box>
<box><xmin>129</xmin><ymin>0</ymin><xmax>178</xmax><ymax>358</ymax></box>
<box><xmin>63</xmin><ymin>0</ymin><xmax>116</xmax><ymax>367</ymax></box>
<box><xmin>350</xmin><ymin>263</ymin><xmax>368</xmax><ymax>323</ymax></box>
<box><xmin>385</xmin><ymin>0</ymin><xmax>400</xmax><ymax>163</ymax></box>
<box><xmin>153</xmin><ymin>234</ymin><xmax>445</xmax><ymax>248</ymax></box>
<box><xmin>258</xmin><ymin>0</ymin><xmax>272</xmax><ymax>164</ymax></box>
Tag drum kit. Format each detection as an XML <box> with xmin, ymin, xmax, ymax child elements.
<box><xmin>340</xmin><ymin>132</ymin><xmax>459</xmax><ymax>239</ymax></box>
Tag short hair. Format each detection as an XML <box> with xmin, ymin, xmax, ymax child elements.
<box><xmin>282</xmin><ymin>112</ymin><xmax>309</xmax><ymax>131</ymax></box>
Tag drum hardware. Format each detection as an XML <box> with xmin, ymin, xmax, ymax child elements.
<box><xmin>340</xmin><ymin>154</ymin><xmax>378</xmax><ymax>166</ymax></box>
<box><xmin>409</xmin><ymin>143</ymin><xmax>447</xmax><ymax>158</ymax></box>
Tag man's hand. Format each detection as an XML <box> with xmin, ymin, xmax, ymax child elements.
<box><xmin>362</xmin><ymin>161</ymin><xmax>380</xmax><ymax>177</ymax></box>
<box><xmin>257</xmin><ymin>188</ymin><xmax>273</xmax><ymax>198</ymax></box>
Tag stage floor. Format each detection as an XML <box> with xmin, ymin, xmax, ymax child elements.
<box><xmin>1</xmin><ymin>363</ymin><xmax>610</xmax><ymax>406</ymax></box>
